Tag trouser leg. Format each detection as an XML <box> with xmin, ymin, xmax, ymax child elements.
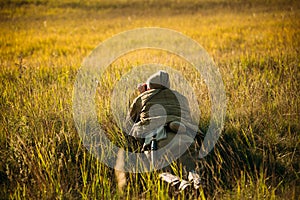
<box><xmin>158</xmin><ymin>132</ymin><xmax>198</xmax><ymax>176</ymax></box>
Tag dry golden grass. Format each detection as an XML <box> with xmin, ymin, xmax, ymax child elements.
<box><xmin>0</xmin><ymin>0</ymin><xmax>299</xmax><ymax>199</ymax></box>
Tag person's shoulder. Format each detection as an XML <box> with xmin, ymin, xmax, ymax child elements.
<box><xmin>168</xmin><ymin>89</ymin><xmax>185</xmax><ymax>96</ymax></box>
<box><xmin>131</xmin><ymin>93</ymin><xmax>143</xmax><ymax>105</ymax></box>
<box><xmin>140</xmin><ymin>89</ymin><xmax>162</xmax><ymax>101</ymax></box>
<box><xmin>169</xmin><ymin>89</ymin><xmax>189</xmax><ymax>101</ymax></box>
<box><xmin>143</xmin><ymin>89</ymin><xmax>159</xmax><ymax>96</ymax></box>
<box><xmin>133</xmin><ymin>89</ymin><xmax>155</xmax><ymax>101</ymax></box>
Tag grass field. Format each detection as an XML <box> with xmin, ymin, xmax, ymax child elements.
<box><xmin>0</xmin><ymin>0</ymin><xmax>299</xmax><ymax>199</ymax></box>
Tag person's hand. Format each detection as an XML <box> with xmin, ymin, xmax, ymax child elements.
<box><xmin>137</xmin><ymin>83</ymin><xmax>147</xmax><ymax>93</ymax></box>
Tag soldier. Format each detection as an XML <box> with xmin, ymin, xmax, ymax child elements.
<box><xmin>125</xmin><ymin>70</ymin><xmax>202</xmax><ymax>190</ymax></box>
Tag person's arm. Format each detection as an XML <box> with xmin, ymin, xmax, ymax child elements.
<box><xmin>125</xmin><ymin>83</ymin><xmax>146</xmax><ymax>132</ymax></box>
<box><xmin>124</xmin><ymin>97</ymin><xmax>144</xmax><ymax>152</ymax></box>
<box><xmin>124</xmin><ymin>97</ymin><xmax>142</xmax><ymax>133</ymax></box>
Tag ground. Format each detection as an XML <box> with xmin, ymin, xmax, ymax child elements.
<box><xmin>0</xmin><ymin>0</ymin><xmax>299</xmax><ymax>199</ymax></box>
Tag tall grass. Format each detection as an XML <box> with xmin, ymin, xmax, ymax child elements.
<box><xmin>0</xmin><ymin>0</ymin><xmax>299</xmax><ymax>199</ymax></box>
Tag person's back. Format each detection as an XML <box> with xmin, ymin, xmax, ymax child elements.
<box><xmin>129</xmin><ymin>88</ymin><xmax>195</xmax><ymax>134</ymax></box>
<box><xmin>124</xmin><ymin>70</ymin><xmax>202</xmax><ymax>190</ymax></box>
<box><xmin>126</xmin><ymin>70</ymin><xmax>198</xmax><ymax>138</ymax></box>
<box><xmin>140</xmin><ymin>88</ymin><xmax>191</xmax><ymax>123</ymax></box>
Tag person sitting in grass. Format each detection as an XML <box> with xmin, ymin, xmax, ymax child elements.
<box><xmin>125</xmin><ymin>70</ymin><xmax>202</xmax><ymax>190</ymax></box>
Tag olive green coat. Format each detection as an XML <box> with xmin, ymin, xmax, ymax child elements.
<box><xmin>125</xmin><ymin>88</ymin><xmax>201</xmax><ymax>172</ymax></box>
<box><xmin>126</xmin><ymin>88</ymin><xmax>198</xmax><ymax>140</ymax></box>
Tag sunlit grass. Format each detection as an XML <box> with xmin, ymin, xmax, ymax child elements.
<box><xmin>0</xmin><ymin>0</ymin><xmax>299</xmax><ymax>199</ymax></box>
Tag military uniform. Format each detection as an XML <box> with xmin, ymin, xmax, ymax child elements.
<box><xmin>125</xmin><ymin>78</ymin><xmax>200</xmax><ymax>172</ymax></box>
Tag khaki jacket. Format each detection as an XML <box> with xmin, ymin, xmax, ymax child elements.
<box><xmin>125</xmin><ymin>88</ymin><xmax>198</xmax><ymax>140</ymax></box>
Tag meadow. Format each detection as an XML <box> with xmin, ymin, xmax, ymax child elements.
<box><xmin>0</xmin><ymin>0</ymin><xmax>299</xmax><ymax>199</ymax></box>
